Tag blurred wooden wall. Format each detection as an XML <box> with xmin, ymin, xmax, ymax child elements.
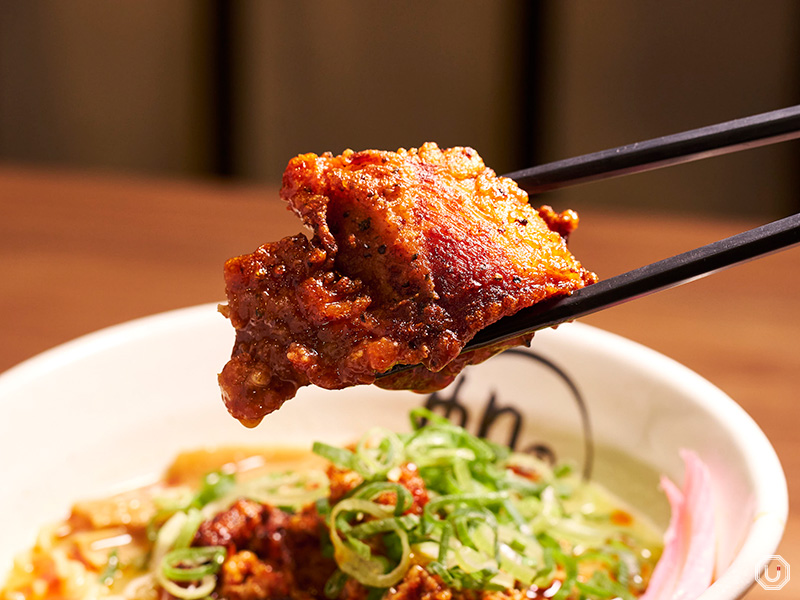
<box><xmin>1</xmin><ymin>1</ymin><xmax>798</xmax><ymax>217</ymax></box>
<box><xmin>229</xmin><ymin>2</ymin><xmax>527</xmax><ymax>180</ymax></box>
<box><xmin>535</xmin><ymin>1</ymin><xmax>800</xmax><ymax>218</ymax></box>
<box><xmin>0</xmin><ymin>1</ymin><xmax>216</xmax><ymax>176</ymax></box>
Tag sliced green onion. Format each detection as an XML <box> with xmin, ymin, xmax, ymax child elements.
<box><xmin>150</xmin><ymin>510</ymin><xmax>189</xmax><ymax>569</ymax></box>
<box><xmin>450</xmin><ymin>509</ymin><xmax>497</xmax><ymax>553</ymax></box>
<box><xmin>454</xmin><ymin>433</ymin><xmax>497</xmax><ymax>463</ymax></box>
<box><xmin>346</xmin><ymin>536</ymin><xmax>373</xmax><ymax>560</ymax></box>
<box><xmin>328</xmin><ymin>499</ymin><xmax>410</xmax><ymax>588</ymax></box>
<box><xmin>411</xmin><ymin>541</ymin><xmax>441</xmax><ymax>562</ymax></box>
<box><xmin>354</xmin><ymin>427</ymin><xmax>405</xmax><ymax>480</ymax></box>
<box><xmin>407</xmin><ymin>446</ymin><xmax>477</xmax><ymax>468</ymax></box>
<box><xmin>500</xmin><ymin>498</ymin><xmax>531</xmax><ymax>533</ymax></box>
<box><xmin>349</xmin><ymin>481</ymin><xmax>412</xmax><ymax>515</ymax></box>
<box><xmin>348</xmin><ymin>515</ymin><xmax>419</xmax><ymax>539</ymax></box>
<box><xmin>313</xmin><ymin>441</ymin><xmax>358</xmax><ymax>471</ymax></box>
<box><xmin>500</xmin><ymin>471</ymin><xmax>545</xmax><ymax>495</ymax></box>
<box><xmin>408</xmin><ymin>407</ymin><xmax>451</xmax><ymax>429</ymax></box>
<box><xmin>147</xmin><ymin>487</ymin><xmax>195</xmax><ymax>541</ymax></box>
<box><xmin>239</xmin><ymin>469</ymin><xmax>329</xmax><ymax>509</ymax></box>
<box><xmin>551</xmin><ymin>548</ymin><xmax>578</xmax><ymax>600</ymax></box>
<box><xmin>497</xmin><ymin>544</ymin><xmax>538</xmax><ymax>586</ymax></box>
<box><xmin>424</xmin><ymin>492</ymin><xmax>509</xmax><ymax>523</ymax></box>
<box><xmin>496</xmin><ymin>525</ymin><xmax>543</xmax><ymax>566</ymax></box>
<box><xmin>553</xmin><ymin>462</ymin><xmax>574</xmax><ymax>478</ymax></box>
<box><xmin>529</xmin><ymin>486</ymin><xmax>562</xmax><ymax>534</ymax></box>
<box><xmin>152</xmin><ymin>487</ymin><xmax>195</xmax><ymax>513</ymax></box>
<box><xmin>489</xmin><ymin>569</ymin><xmax>516</xmax><ymax>591</ymax></box>
<box><xmin>98</xmin><ymin>549</ymin><xmax>120</xmax><ymax>585</ymax></box>
<box><xmin>316</xmin><ymin>496</ymin><xmax>331</xmax><ymax>517</ymax></box>
<box><xmin>453</xmin><ymin>545</ymin><xmax>497</xmax><ymax>574</ymax></box>
<box><xmin>613</xmin><ymin>546</ymin><xmax>640</xmax><ymax>587</ymax></box>
<box><xmin>452</xmin><ymin>458</ymin><xmax>476</xmax><ymax>492</ymax></box>
<box><xmin>470</xmin><ymin>521</ymin><xmax>498</xmax><ymax>557</ymax></box>
<box><xmin>324</xmin><ymin>569</ymin><xmax>348</xmax><ymax>599</ymax></box>
<box><xmin>160</xmin><ymin>546</ymin><xmax>226</xmax><ymax>582</ymax></box>
<box><xmin>156</xmin><ymin>546</ymin><xmax>226</xmax><ymax>600</ymax></box>
<box><xmin>148</xmin><ymin>470</ymin><xmax>235</xmax><ymax>545</ymax></box>
<box><xmin>193</xmin><ymin>471</ymin><xmax>236</xmax><ymax>508</ymax></box>
<box><xmin>514</xmin><ymin>496</ymin><xmax>543</xmax><ymax>521</ymax></box>
<box><xmin>575</xmin><ymin>570</ymin><xmax>634</xmax><ymax>600</ymax></box>
<box><xmin>405</xmin><ymin>423</ymin><xmax>496</xmax><ymax>467</ymax></box>
<box><xmin>550</xmin><ymin>516</ymin><xmax>613</xmax><ymax>546</ymax></box>
<box><xmin>172</xmin><ymin>508</ymin><xmax>204</xmax><ymax>550</ymax></box>
<box><xmin>156</xmin><ymin>573</ymin><xmax>217</xmax><ymax>600</ymax></box>
<box><xmin>427</xmin><ymin>561</ymin><xmax>452</xmax><ymax>584</ymax></box>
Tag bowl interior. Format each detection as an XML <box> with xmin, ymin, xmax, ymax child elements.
<box><xmin>0</xmin><ymin>304</ymin><xmax>786</xmax><ymax>599</ymax></box>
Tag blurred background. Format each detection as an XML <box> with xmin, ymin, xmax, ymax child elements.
<box><xmin>1</xmin><ymin>0</ymin><xmax>799</xmax><ymax>217</ymax></box>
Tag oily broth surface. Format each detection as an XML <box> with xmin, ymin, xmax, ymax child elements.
<box><xmin>0</xmin><ymin>448</ymin><xmax>328</xmax><ymax>600</ymax></box>
<box><xmin>163</xmin><ymin>446</ymin><xmax>329</xmax><ymax>486</ymax></box>
<box><xmin>1</xmin><ymin>445</ymin><xmax>665</xmax><ymax>600</ymax></box>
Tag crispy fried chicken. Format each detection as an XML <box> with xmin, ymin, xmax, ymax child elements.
<box><xmin>219</xmin><ymin>143</ymin><xmax>596</xmax><ymax>426</ymax></box>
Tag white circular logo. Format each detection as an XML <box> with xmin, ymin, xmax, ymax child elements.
<box><xmin>756</xmin><ymin>555</ymin><xmax>790</xmax><ymax>591</ymax></box>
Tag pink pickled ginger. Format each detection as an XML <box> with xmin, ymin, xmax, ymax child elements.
<box><xmin>642</xmin><ymin>450</ymin><xmax>715</xmax><ymax>600</ymax></box>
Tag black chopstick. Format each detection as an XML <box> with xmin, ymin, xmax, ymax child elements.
<box><xmin>375</xmin><ymin>107</ymin><xmax>800</xmax><ymax>378</ymax></box>
<box><xmin>461</xmin><ymin>212</ymin><xmax>800</xmax><ymax>352</ymax></box>
<box><xmin>505</xmin><ymin>105</ymin><xmax>800</xmax><ymax>194</ymax></box>
<box><xmin>377</xmin><ymin>213</ymin><xmax>800</xmax><ymax>377</ymax></box>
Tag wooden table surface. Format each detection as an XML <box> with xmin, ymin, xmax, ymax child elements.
<box><xmin>1</xmin><ymin>165</ymin><xmax>798</xmax><ymax>598</ymax></box>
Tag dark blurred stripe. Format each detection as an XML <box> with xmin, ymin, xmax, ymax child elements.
<box><xmin>211</xmin><ymin>0</ymin><xmax>235</xmax><ymax>177</ymax></box>
<box><xmin>518</xmin><ymin>0</ymin><xmax>547</xmax><ymax>172</ymax></box>
<box><xmin>792</xmin><ymin>8</ymin><xmax>800</xmax><ymax>211</ymax></box>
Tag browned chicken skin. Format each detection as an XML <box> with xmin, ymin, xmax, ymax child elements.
<box><xmin>219</xmin><ymin>143</ymin><xmax>596</xmax><ymax>426</ymax></box>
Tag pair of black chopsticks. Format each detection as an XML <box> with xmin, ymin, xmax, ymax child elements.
<box><xmin>380</xmin><ymin>105</ymin><xmax>800</xmax><ymax>375</ymax></box>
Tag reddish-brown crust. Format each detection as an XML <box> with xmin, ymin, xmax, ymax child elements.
<box><xmin>221</xmin><ymin>550</ymin><xmax>296</xmax><ymax>600</ymax></box>
<box><xmin>194</xmin><ymin>497</ymin><xmax>266</xmax><ymax>549</ymax></box>
<box><xmin>375</xmin><ymin>333</ymin><xmax>534</xmax><ymax>392</ymax></box>
<box><xmin>219</xmin><ymin>143</ymin><xmax>596</xmax><ymax>425</ymax></box>
<box><xmin>199</xmin><ymin>501</ymin><xmax>335</xmax><ymax>600</ymax></box>
<box><xmin>390</xmin><ymin>463</ymin><xmax>429</xmax><ymax>516</ymax></box>
<box><xmin>381</xmin><ymin>566</ymin><xmax>453</xmax><ymax>600</ymax></box>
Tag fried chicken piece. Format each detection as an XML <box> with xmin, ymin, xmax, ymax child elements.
<box><xmin>200</xmin><ymin>502</ymin><xmax>335</xmax><ymax>600</ymax></box>
<box><xmin>221</xmin><ymin>551</ymin><xmax>296</xmax><ymax>600</ymax></box>
<box><xmin>219</xmin><ymin>143</ymin><xmax>596</xmax><ymax>426</ymax></box>
<box><xmin>194</xmin><ymin>498</ymin><xmax>266</xmax><ymax>549</ymax></box>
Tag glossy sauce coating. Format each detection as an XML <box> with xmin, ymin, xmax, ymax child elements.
<box><xmin>219</xmin><ymin>144</ymin><xmax>596</xmax><ymax>426</ymax></box>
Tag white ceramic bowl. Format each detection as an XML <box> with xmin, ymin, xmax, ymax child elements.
<box><xmin>0</xmin><ymin>303</ymin><xmax>787</xmax><ymax>599</ymax></box>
